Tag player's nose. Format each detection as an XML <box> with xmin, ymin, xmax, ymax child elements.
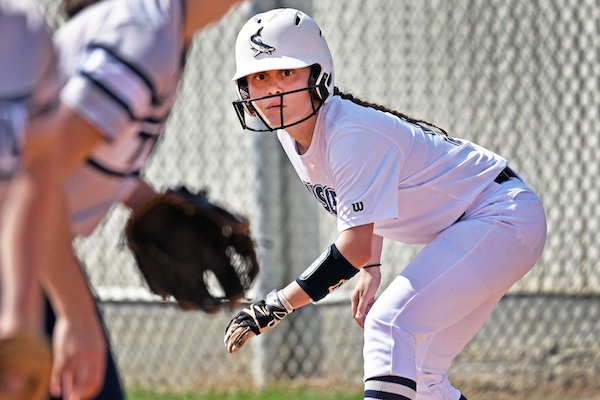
<box><xmin>266</xmin><ymin>81</ymin><xmax>283</xmax><ymax>95</ymax></box>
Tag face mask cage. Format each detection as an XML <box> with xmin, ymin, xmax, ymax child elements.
<box><xmin>232</xmin><ymin>83</ymin><xmax>327</xmax><ymax>132</ymax></box>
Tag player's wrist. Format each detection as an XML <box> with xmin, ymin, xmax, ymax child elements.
<box><xmin>274</xmin><ymin>290</ymin><xmax>294</xmax><ymax>313</ymax></box>
<box><xmin>362</xmin><ymin>263</ymin><xmax>381</xmax><ymax>269</ymax></box>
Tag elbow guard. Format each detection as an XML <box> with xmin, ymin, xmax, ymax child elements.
<box><xmin>296</xmin><ymin>244</ymin><xmax>359</xmax><ymax>302</ymax></box>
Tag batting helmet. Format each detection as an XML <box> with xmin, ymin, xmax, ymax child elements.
<box><xmin>232</xmin><ymin>8</ymin><xmax>334</xmax><ymax>131</ymax></box>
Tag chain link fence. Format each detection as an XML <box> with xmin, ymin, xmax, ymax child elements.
<box><xmin>32</xmin><ymin>0</ymin><xmax>600</xmax><ymax>397</ymax></box>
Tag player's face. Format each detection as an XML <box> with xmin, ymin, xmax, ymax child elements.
<box><xmin>246</xmin><ymin>67</ymin><xmax>317</xmax><ymax>130</ymax></box>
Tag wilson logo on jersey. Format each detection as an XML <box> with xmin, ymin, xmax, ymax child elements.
<box><xmin>249</xmin><ymin>28</ymin><xmax>275</xmax><ymax>57</ymax></box>
<box><xmin>352</xmin><ymin>202</ymin><xmax>364</xmax><ymax>212</ymax></box>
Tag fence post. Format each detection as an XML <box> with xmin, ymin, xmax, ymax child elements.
<box><xmin>249</xmin><ymin>0</ymin><xmax>320</xmax><ymax>387</ymax></box>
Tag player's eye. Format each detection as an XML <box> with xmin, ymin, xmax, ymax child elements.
<box><xmin>255</xmin><ymin>72</ymin><xmax>267</xmax><ymax>81</ymax></box>
<box><xmin>281</xmin><ymin>69</ymin><xmax>294</xmax><ymax>77</ymax></box>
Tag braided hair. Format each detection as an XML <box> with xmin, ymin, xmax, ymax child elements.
<box><xmin>332</xmin><ymin>87</ymin><xmax>450</xmax><ymax>138</ymax></box>
<box><xmin>63</xmin><ymin>0</ymin><xmax>104</xmax><ymax>19</ymax></box>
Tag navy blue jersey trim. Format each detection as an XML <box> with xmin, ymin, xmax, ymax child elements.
<box><xmin>78</xmin><ymin>72</ymin><xmax>168</xmax><ymax>126</ymax></box>
<box><xmin>80</xmin><ymin>70</ymin><xmax>137</xmax><ymax>122</ymax></box>
<box><xmin>87</xmin><ymin>43</ymin><xmax>160</xmax><ymax>106</ymax></box>
<box><xmin>86</xmin><ymin>158</ymin><xmax>141</xmax><ymax>178</ymax></box>
<box><xmin>0</xmin><ymin>93</ymin><xmax>30</xmax><ymax>103</ymax></box>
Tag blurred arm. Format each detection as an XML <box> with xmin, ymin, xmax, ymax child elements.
<box><xmin>182</xmin><ymin>0</ymin><xmax>245</xmax><ymax>45</ymax></box>
<box><xmin>29</xmin><ymin>103</ymin><xmax>108</xmax><ymax>399</ymax></box>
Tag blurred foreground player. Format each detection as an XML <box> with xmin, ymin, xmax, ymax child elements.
<box><xmin>0</xmin><ymin>1</ymin><xmax>62</xmax><ymax>399</ymax></box>
<box><xmin>41</xmin><ymin>0</ymin><xmax>248</xmax><ymax>398</ymax></box>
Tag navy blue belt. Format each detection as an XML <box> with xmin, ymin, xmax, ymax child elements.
<box><xmin>494</xmin><ymin>166</ymin><xmax>519</xmax><ymax>184</ymax></box>
<box><xmin>455</xmin><ymin>166</ymin><xmax>521</xmax><ymax>224</ymax></box>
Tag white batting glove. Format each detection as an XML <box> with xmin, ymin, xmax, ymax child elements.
<box><xmin>224</xmin><ymin>289</ymin><xmax>294</xmax><ymax>353</ymax></box>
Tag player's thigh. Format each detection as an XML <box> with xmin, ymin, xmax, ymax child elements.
<box><xmin>415</xmin><ymin>293</ymin><xmax>502</xmax><ymax>379</ymax></box>
<box><xmin>370</xmin><ymin>216</ymin><xmax>540</xmax><ymax>336</ymax></box>
<box><xmin>363</xmin><ymin>223</ymin><xmax>512</xmax><ymax>382</ymax></box>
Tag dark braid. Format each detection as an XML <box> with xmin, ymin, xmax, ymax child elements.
<box><xmin>333</xmin><ymin>87</ymin><xmax>450</xmax><ymax>137</ymax></box>
<box><xmin>63</xmin><ymin>0</ymin><xmax>104</xmax><ymax>19</ymax></box>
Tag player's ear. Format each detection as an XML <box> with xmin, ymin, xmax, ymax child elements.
<box><xmin>237</xmin><ymin>77</ymin><xmax>257</xmax><ymax>116</ymax></box>
<box><xmin>308</xmin><ymin>64</ymin><xmax>329</xmax><ymax>102</ymax></box>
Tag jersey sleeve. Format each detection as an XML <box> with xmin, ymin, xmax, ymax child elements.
<box><xmin>0</xmin><ymin>2</ymin><xmax>59</xmax><ymax>178</ymax></box>
<box><xmin>60</xmin><ymin>44</ymin><xmax>150</xmax><ymax>141</ymax></box>
<box><xmin>0</xmin><ymin>2</ymin><xmax>59</xmax><ymax>116</ymax></box>
<box><xmin>329</xmin><ymin>127</ymin><xmax>403</xmax><ymax>232</ymax></box>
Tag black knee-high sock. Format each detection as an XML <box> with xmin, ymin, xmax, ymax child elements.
<box><xmin>459</xmin><ymin>395</ymin><xmax>468</xmax><ymax>400</ymax></box>
<box><xmin>364</xmin><ymin>375</ymin><xmax>417</xmax><ymax>400</ymax></box>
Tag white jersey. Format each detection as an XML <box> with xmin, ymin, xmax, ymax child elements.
<box><xmin>54</xmin><ymin>0</ymin><xmax>185</xmax><ymax>234</ymax></box>
<box><xmin>278</xmin><ymin>95</ymin><xmax>508</xmax><ymax>244</ymax></box>
<box><xmin>0</xmin><ymin>0</ymin><xmax>58</xmax><ymax>179</ymax></box>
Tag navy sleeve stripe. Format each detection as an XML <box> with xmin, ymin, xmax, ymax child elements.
<box><xmin>86</xmin><ymin>158</ymin><xmax>141</xmax><ymax>178</ymax></box>
<box><xmin>88</xmin><ymin>43</ymin><xmax>160</xmax><ymax>106</ymax></box>
<box><xmin>80</xmin><ymin>70</ymin><xmax>138</xmax><ymax>122</ymax></box>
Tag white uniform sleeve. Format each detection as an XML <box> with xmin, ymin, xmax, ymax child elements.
<box><xmin>329</xmin><ymin>127</ymin><xmax>403</xmax><ymax>232</ymax></box>
<box><xmin>0</xmin><ymin>1</ymin><xmax>59</xmax><ymax>177</ymax></box>
<box><xmin>60</xmin><ymin>42</ymin><xmax>157</xmax><ymax>141</ymax></box>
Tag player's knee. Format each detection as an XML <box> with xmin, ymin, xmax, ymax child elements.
<box><xmin>363</xmin><ymin>306</ymin><xmax>389</xmax><ymax>338</ymax></box>
<box><xmin>364</xmin><ymin>311</ymin><xmax>416</xmax><ymax>355</ymax></box>
<box><xmin>363</xmin><ymin>308</ymin><xmax>419</xmax><ymax>380</ymax></box>
<box><xmin>364</xmin><ymin>299</ymin><xmax>406</xmax><ymax>335</ymax></box>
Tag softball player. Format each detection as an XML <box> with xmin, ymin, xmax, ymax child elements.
<box><xmin>224</xmin><ymin>8</ymin><xmax>547</xmax><ymax>400</ymax></box>
<box><xmin>38</xmin><ymin>0</ymin><xmax>245</xmax><ymax>398</ymax></box>
<box><xmin>0</xmin><ymin>0</ymin><xmax>59</xmax><ymax>339</ymax></box>
<box><xmin>0</xmin><ymin>1</ymin><xmax>63</xmax><ymax>398</ymax></box>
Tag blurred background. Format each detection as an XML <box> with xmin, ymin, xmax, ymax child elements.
<box><xmin>34</xmin><ymin>0</ymin><xmax>600</xmax><ymax>398</ymax></box>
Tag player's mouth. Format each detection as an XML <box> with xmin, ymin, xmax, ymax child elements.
<box><xmin>266</xmin><ymin>101</ymin><xmax>283</xmax><ymax>110</ymax></box>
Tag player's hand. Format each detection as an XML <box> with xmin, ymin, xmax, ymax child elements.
<box><xmin>224</xmin><ymin>290</ymin><xmax>293</xmax><ymax>353</ymax></box>
<box><xmin>50</xmin><ymin>313</ymin><xmax>106</xmax><ymax>400</ymax></box>
<box><xmin>352</xmin><ymin>266</ymin><xmax>381</xmax><ymax>328</ymax></box>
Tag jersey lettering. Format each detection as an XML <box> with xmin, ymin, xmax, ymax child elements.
<box><xmin>304</xmin><ymin>182</ymin><xmax>338</xmax><ymax>215</ymax></box>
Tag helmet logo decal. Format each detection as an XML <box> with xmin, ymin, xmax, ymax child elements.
<box><xmin>249</xmin><ymin>28</ymin><xmax>275</xmax><ymax>57</ymax></box>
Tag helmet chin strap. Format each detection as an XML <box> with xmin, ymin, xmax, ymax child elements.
<box><xmin>233</xmin><ymin>84</ymin><xmax>326</xmax><ymax>132</ymax></box>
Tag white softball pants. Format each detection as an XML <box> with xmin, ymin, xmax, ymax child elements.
<box><xmin>363</xmin><ymin>178</ymin><xmax>547</xmax><ymax>400</ymax></box>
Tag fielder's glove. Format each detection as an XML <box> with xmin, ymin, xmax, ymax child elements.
<box><xmin>124</xmin><ymin>187</ymin><xmax>259</xmax><ymax>313</ymax></box>
<box><xmin>224</xmin><ymin>290</ymin><xmax>294</xmax><ymax>353</ymax></box>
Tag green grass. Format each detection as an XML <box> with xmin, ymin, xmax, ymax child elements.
<box><xmin>127</xmin><ymin>387</ymin><xmax>600</xmax><ymax>400</ymax></box>
<box><xmin>127</xmin><ymin>386</ymin><xmax>362</xmax><ymax>400</ymax></box>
